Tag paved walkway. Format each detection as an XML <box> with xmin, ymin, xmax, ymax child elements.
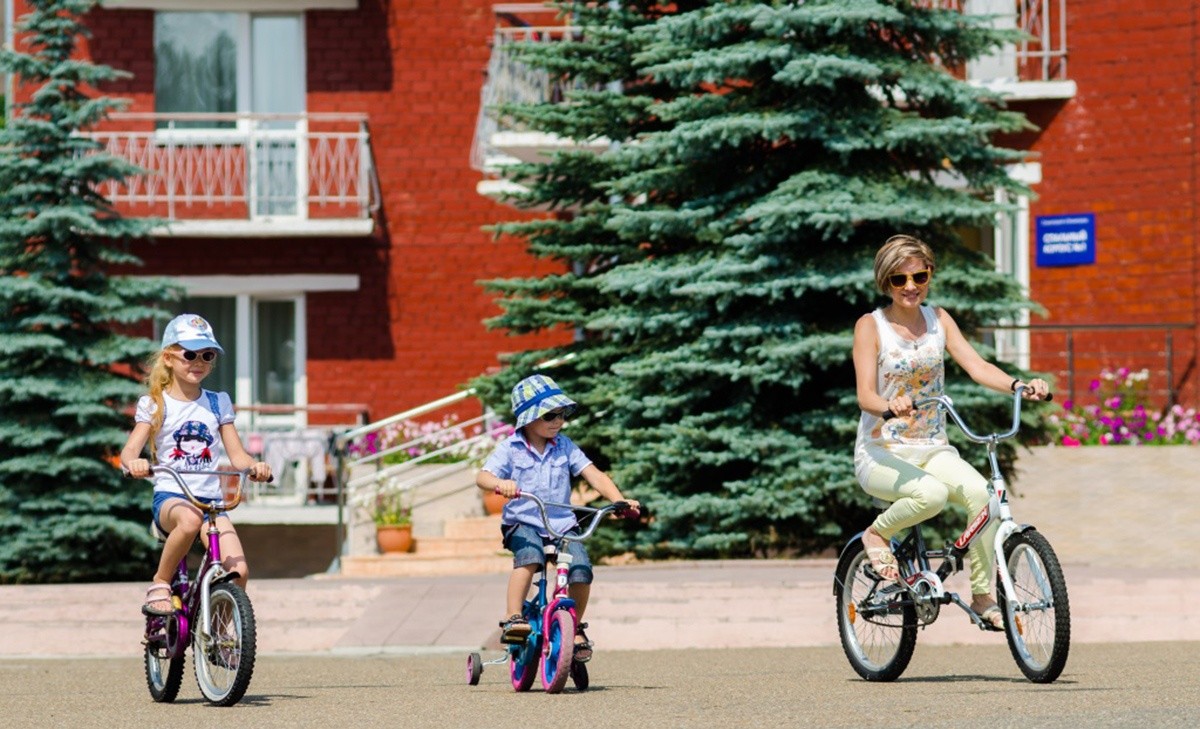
<box><xmin>1</xmin><ymin>446</ymin><xmax>1195</xmax><ymax>658</ymax></box>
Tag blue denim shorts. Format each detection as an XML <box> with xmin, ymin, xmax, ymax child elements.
<box><xmin>152</xmin><ymin>491</ymin><xmax>227</xmax><ymax>534</ymax></box>
<box><xmin>502</xmin><ymin>522</ymin><xmax>593</xmax><ymax>585</ymax></box>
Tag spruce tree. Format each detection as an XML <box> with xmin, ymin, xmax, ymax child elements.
<box><xmin>0</xmin><ymin>0</ymin><xmax>174</xmax><ymax>582</ymax></box>
<box><xmin>475</xmin><ymin>0</ymin><xmax>1047</xmax><ymax>558</ymax></box>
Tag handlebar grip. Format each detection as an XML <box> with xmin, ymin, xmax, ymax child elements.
<box><xmin>613</xmin><ymin>502</ymin><xmax>641</xmax><ymax>520</ymax></box>
<box><xmin>494</xmin><ymin>487</ymin><xmax>520</xmax><ymax>498</ymax></box>
<box><xmin>881</xmin><ymin>409</ymin><xmax>896</xmax><ymax>421</ymax></box>
<box><xmin>1045</xmin><ymin>392</ymin><xmax>1054</xmax><ymax>402</ymax></box>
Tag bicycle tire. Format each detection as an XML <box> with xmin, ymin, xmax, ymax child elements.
<box><xmin>835</xmin><ymin>542</ymin><xmax>917</xmax><ymax>682</ymax></box>
<box><xmin>510</xmin><ymin>635</ymin><xmax>540</xmax><ymax>692</ymax></box>
<box><xmin>467</xmin><ymin>652</ymin><xmax>483</xmax><ymax>686</ymax></box>
<box><xmin>193</xmin><ymin>582</ymin><xmax>257</xmax><ymax>706</ymax></box>
<box><xmin>998</xmin><ymin>529</ymin><xmax>1070</xmax><ymax>683</ymax></box>
<box><xmin>570</xmin><ymin>659</ymin><xmax>589</xmax><ymax>691</ymax></box>
<box><xmin>540</xmin><ymin>610</ymin><xmax>573</xmax><ymax>694</ymax></box>
<box><xmin>144</xmin><ymin>638</ymin><xmax>185</xmax><ymax>702</ymax></box>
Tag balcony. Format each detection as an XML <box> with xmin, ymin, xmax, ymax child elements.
<box><xmin>86</xmin><ymin>113</ymin><xmax>381</xmax><ymax>238</ymax></box>
<box><xmin>938</xmin><ymin>0</ymin><xmax>1074</xmax><ymax>100</ymax></box>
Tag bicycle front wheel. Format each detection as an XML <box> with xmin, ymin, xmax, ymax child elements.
<box><xmin>193</xmin><ymin>582</ymin><xmax>257</xmax><ymax>706</ymax></box>
<box><xmin>835</xmin><ymin>543</ymin><xmax>917</xmax><ymax>682</ymax></box>
<box><xmin>540</xmin><ymin>610</ymin><xmax>574</xmax><ymax>694</ymax></box>
<box><xmin>998</xmin><ymin>529</ymin><xmax>1071</xmax><ymax>683</ymax></box>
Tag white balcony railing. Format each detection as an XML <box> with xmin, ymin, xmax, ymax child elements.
<box><xmin>85</xmin><ymin>112</ymin><xmax>380</xmax><ymax>237</ymax></box>
<box><xmin>922</xmin><ymin>0</ymin><xmax>1068</xmax><ymax>84</ymax></box>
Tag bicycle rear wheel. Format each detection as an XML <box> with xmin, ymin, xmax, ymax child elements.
<box><xmin>998</xmin><ymin>529</ymin><xmax>1070</xmax><ymax>683</ymax></box>
<box><xmin>510</xmin><ymin>636</ymin><xmax>540</xmax><ymax>692</ymax></box>
<box><xmin>144</xmin><ymin>636</ymin><xmax>185</xmax><ymax>702</ymax></box>
<box><xmin>193</xmin><ymin>582</ymin><xmax>257</xmax><ymax>706</ymax></box>
<box><xmin>835</xmin><ymin>543</ymin><xmax>917</xmax><ymax>682</ymax></box>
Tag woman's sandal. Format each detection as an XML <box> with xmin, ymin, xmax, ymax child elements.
<box><xmin>142</xmin><ymin>582</ymin><xmax>174</xmax><ymax>617</ymax></box>
<box><xmin>573</xmin><ymin>622</ymin><xmax>593</xmax><ymax>663</ymax></box>
<box><xmin>864</xmin><ymin>547</ymin><xmax>899</xmax><ymax>582</ymax></box>
<box><xmin>977</xmin><ymin>605</ymin><xmax>1005</xmax><ymax>631</ymax></box>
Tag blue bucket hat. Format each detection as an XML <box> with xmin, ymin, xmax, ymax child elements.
<box><xmin>511</xmin><ymin>374</ymin><xmax>577</xmax><ymax>429</ymax></box>
<box><xmin>162</xmin><ymin>313</ymin><xmax>224</xmax><ymax>353</ymax></box>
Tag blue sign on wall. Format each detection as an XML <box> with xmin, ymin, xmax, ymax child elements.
<box><xmin>1035</xmin><ymin>213</ymin><xmax>1095</xmax><ymax>267</ymax></box>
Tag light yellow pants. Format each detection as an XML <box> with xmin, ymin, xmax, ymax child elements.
<box><xmin>860</xmin><ymin>446</ymin><xmax>997</xmax><ymax>595</ymax></box>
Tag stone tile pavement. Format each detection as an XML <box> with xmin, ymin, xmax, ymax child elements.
<box><xmin>0</xmin><ymin>446</ymin><xmax>1195</xmax><ymax>658</ymax></box>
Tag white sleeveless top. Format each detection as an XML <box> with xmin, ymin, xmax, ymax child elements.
<box><xmin>854</xmin><ymin>305</ymin><xmax>956</xmax><ymax>483</ymax></box>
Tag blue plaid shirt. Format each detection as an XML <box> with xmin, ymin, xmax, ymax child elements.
<box><xmin>481</xmin><ymin>431</ymin><xmax>592</xmax><ymax>535</ymax></box>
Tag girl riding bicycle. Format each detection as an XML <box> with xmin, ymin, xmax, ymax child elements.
<box><xmin>476</xmin><ymin>374</ymin><xmax>639</xmax><ymax>662</ymax></box>
<box><xmin>120</xmin><ymin>314</ymin><xmax>271</xmax><ymax>617</ymax></box>
<box><xmin>852</xmin><ymin>235</ymin><xmax>1048</xmax><ymax>629</ymax></box>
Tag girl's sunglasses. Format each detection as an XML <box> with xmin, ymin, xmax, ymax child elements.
<box><xmin>541</xmin><ymin>407</ymin><xmax>576</xmax><ymax>423</ymax></box>
<box><xmin>888</xmin><ymin>269</ymin><xmax>931</xmax><ymax>288</ymax></box>
<box><xmin>180</xmin><ymin>350</ymin><xmax>217</xmax><ymax>363</ymax></box>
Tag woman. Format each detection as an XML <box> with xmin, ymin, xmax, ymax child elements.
<box><xmin>852</xmin><ymin>234</ymin><xmax>1048</xmax><ymax>628</ymax></box>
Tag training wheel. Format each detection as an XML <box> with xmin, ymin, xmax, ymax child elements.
<box><xmin>467</xmin><ymin>652</ymin><xmax>483</xmax><ymax>686</ymax></box>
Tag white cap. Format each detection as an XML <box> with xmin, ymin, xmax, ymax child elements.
<box><xmin>161</xmin><ymin>313</ymin><xmax>224</xmax><ymax>353</ymax></box>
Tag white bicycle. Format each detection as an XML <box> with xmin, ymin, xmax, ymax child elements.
<box><xmin>833</xmin><ymin>385</ymin><xmax>1070</xmax><ymax>683</ymax></box>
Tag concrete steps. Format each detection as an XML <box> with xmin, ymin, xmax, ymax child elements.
<box><xmin>340</xmin><ymin>514</ymin><xmax>511</xmax><ymax>577</ymax></box>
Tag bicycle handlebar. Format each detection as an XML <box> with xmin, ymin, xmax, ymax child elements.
<box><xmin>898</xmin><ymin>384</ymin><xmax>1052</xmax><ymax>444</ymax></box>
<box><xmin>126</xmin><ymin>465</ymin><xmax>272</xmax><ymax>512</ymax></box>
<box><xmin>499</xmin><ymin>489</ymin><xmax>641</xmax><ymax>542</ymax></box>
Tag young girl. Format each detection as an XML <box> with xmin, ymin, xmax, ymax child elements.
<box><xmin>476</xmin><ymin>374</ymin><xmax>639</xmax><ymax>662</ymax></box>
<box><xmin>852</xmin><ymin>235</ymin><xmax>1048</xmax><ymax>629</ymax></box>
<box><xmin>120</xmin><ymin>314</ymin><xmax>271</xmax><ymax>617</ymax></box>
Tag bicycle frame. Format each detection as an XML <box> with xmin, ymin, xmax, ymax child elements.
<box><xmin>846</xmin><ymin>386</ymin><xmax>1048</xmax><ymax>628</ymax></box>
<box><xmin>144</xmin><ymin>467</ymin><xmax>250</xmax><ymax>656</ymax></box>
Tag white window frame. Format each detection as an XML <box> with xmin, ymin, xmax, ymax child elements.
<box><xmin>167</xmin><ymin>274</ymin><xmax>359</xmax><ymax>429</ymax></box>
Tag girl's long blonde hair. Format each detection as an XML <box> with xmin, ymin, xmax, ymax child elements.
<box><xmin>144</xmin><ymin>347</ymin><xmax>177</xmax><ymax>460</ymax></box>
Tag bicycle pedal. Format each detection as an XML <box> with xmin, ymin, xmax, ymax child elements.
<box><xmin>499</xmin><ymin>633</ymin><xmax>528</xmax><ymax>646</ymax></box>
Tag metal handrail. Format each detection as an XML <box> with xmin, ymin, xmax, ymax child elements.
<box><xmin>983</xmin><ymin>322</ymin><xmax>1195</xmax><ymax>406</ymax></box>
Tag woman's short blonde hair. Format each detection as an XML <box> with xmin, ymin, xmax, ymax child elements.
<box><xmin>873</xmin><ymin>234</ymin><xmax>936</xmax><ymax>294</ymax></box>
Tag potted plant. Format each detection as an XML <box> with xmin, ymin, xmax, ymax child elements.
<box><xmin>371</xmin><ymin>488</ymin><xmax>413</xmax><ymax>554</ymax></box>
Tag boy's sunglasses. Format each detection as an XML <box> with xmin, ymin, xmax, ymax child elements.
<box><xmin>888</xmin><ymin>269</ymin><xmax>931</xmax><ymax>288</ymax></box>
<box><xmin>540</xmin><ymin>407</ymin><xmax>576</xmax><ymax>423</ymax></box>
<box><xmin>179</xmin><ymin>350</ymin><xmax>218</xmax><ymax>363</ymax></box>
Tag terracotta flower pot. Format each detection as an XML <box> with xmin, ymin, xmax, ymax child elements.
<box><xmin>376</xmin><ymin>524</ymin><xmax>413</xmax><ymax>554</ymax></box>
<box><xmin>482</xmin><ymin>490</ymin><xmax>507</xmax><ymax>516</ymax></box>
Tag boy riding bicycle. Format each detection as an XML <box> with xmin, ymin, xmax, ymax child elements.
<box><xmin>476</xmin><ymin>374</ymin><xmax>639</xmax><ymax>662</ymax></box>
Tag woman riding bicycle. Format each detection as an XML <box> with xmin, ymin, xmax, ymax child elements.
<box><xmin>852</xmin><ymin>234</ymin><xmax>1048</xmax><ymax>629</ymax></box>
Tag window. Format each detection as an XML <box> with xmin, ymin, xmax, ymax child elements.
<box><xmin>154</xmin><ymin>12</ymin><xmax>304</xmax><ymax>120</ymax></box>
<box><xmin>169</xmin><ymin>294</ymin><xmax>305</xmax><ymax>428</ymax></box>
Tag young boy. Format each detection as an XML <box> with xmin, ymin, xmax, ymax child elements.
<box><xmin>476</xmin><ymin>374</ymin><xmax>638</xmax><ymax>662</ymax></box>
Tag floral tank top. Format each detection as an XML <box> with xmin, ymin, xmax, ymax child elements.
<box><xmin>854</xmin><ymin>305</ymin><xmax>955</xmax><ymax>483</ymax></box>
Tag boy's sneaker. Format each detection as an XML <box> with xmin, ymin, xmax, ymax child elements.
<box><xmin>499</xmin><ymin>614</ymin><xmax>531</xmax><ymax>644</ymax></box>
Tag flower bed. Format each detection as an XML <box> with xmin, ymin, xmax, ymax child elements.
<box><xmin>1048</xmin><ymin>367</ymin><xmax>1200</xmax><ymax>446</ymax></box>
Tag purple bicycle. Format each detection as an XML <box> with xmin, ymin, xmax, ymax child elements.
<box><xmin>466</xmin><ymin>491</ymin><xmax>639</xmax><ymax>694</ymax></box>
<box><xmin>140</xmin><ymin>466</ymin><xmax>259</xmax><ymax>706</ymax></box>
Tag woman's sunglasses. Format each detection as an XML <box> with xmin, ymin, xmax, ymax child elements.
<box><xmin>888</xmin><ymin>269</ymin><xmax>931</xmax><ymax>288</ymax></box>
<box><xmin>179</xmin><ymin>350</ymin><xmax>218</xmax><ymax>363</ymax></box>
<box><xmin>540</xmin><ymin>407</ymin><xmax>576</xmax><ymax>423</ymax></box>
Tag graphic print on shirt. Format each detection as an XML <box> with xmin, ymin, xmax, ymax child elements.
<box><xmin>169</xmin><ymin>420</ymin><xmax>215</xmax><ymax>468</ymax></box>
<box><xmin>879</xmin><ymin>344</ymin><xmax>945</xmax><ymax>442</ymax></box>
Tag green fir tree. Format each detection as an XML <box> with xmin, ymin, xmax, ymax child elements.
<box><xmin>0</xmin><ymin>0</ymin><xmax>175</xmax><ymax>582</ymax></box>
<box><xmin>475</xmin><ymin>0</ymin><xmax>1048</xmax><ymax>558</ymax></box>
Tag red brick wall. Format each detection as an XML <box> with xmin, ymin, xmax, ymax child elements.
<box><xmin>73</xmin><ymin>0</ymin><xmax>566</xmax><ymax>420</ymax></box>
<box><xmin>1018</xmin><ymin>1</ymin><xmax>1199</xmax><ymax>404</ymax></box>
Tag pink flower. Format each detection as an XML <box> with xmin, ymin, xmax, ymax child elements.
<box><xmin>1061</xmin><ymin>436</ymin><xmax>1081</xmax><ymax>447</ymax></box>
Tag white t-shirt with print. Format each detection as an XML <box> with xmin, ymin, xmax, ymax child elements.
<box><xmin>135</xmin><ymin>390</ymin><xmax>236</xmax><ymax>499</ymax></box>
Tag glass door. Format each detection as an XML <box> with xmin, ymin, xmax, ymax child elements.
<box><xmin>251</xmin><ymin>15</ymin><xmax>306</xmax><ymax>218</ymax></box>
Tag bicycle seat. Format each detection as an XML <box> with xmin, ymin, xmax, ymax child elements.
<box><xmin>149</xmin><ymin>520</ymin><xmax>168</xmax><ymax>543</ymax></box>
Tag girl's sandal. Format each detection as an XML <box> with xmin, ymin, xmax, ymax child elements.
<box><xmin>572</xmin><ymin>622</ymin><xmax>593</xmax><ymax>663</ymax></box>
<box><xmin>865</xmin><ymin>547</ymin><xmax>899</xmax><ymax>582</ymax></box>
<box><xmin>142</xmin><ymin>582</ymin><xmax>174</xmax><ymax>617</ymax></box>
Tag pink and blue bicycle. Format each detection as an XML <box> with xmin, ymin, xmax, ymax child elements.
<box><xmin>466</xmin><ymin>492</ymin><xmax>639</xmax><ymax>694</ymax></box>
<box><xmin>140</xmin><ymin>466</ymin><xmax>261</xmax><ymax>706</ymax></box>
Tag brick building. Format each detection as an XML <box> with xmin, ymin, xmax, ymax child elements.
<box><xmin>6</xmin><ymin>0</ymin><xmax>1198</xmax><ymax>429</ymax></box>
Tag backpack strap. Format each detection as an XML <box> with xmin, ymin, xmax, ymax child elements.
<box><xmin>205</xmin><ymin>390</ymin><xmax>223</xmax><ymax>422</ymax></box>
